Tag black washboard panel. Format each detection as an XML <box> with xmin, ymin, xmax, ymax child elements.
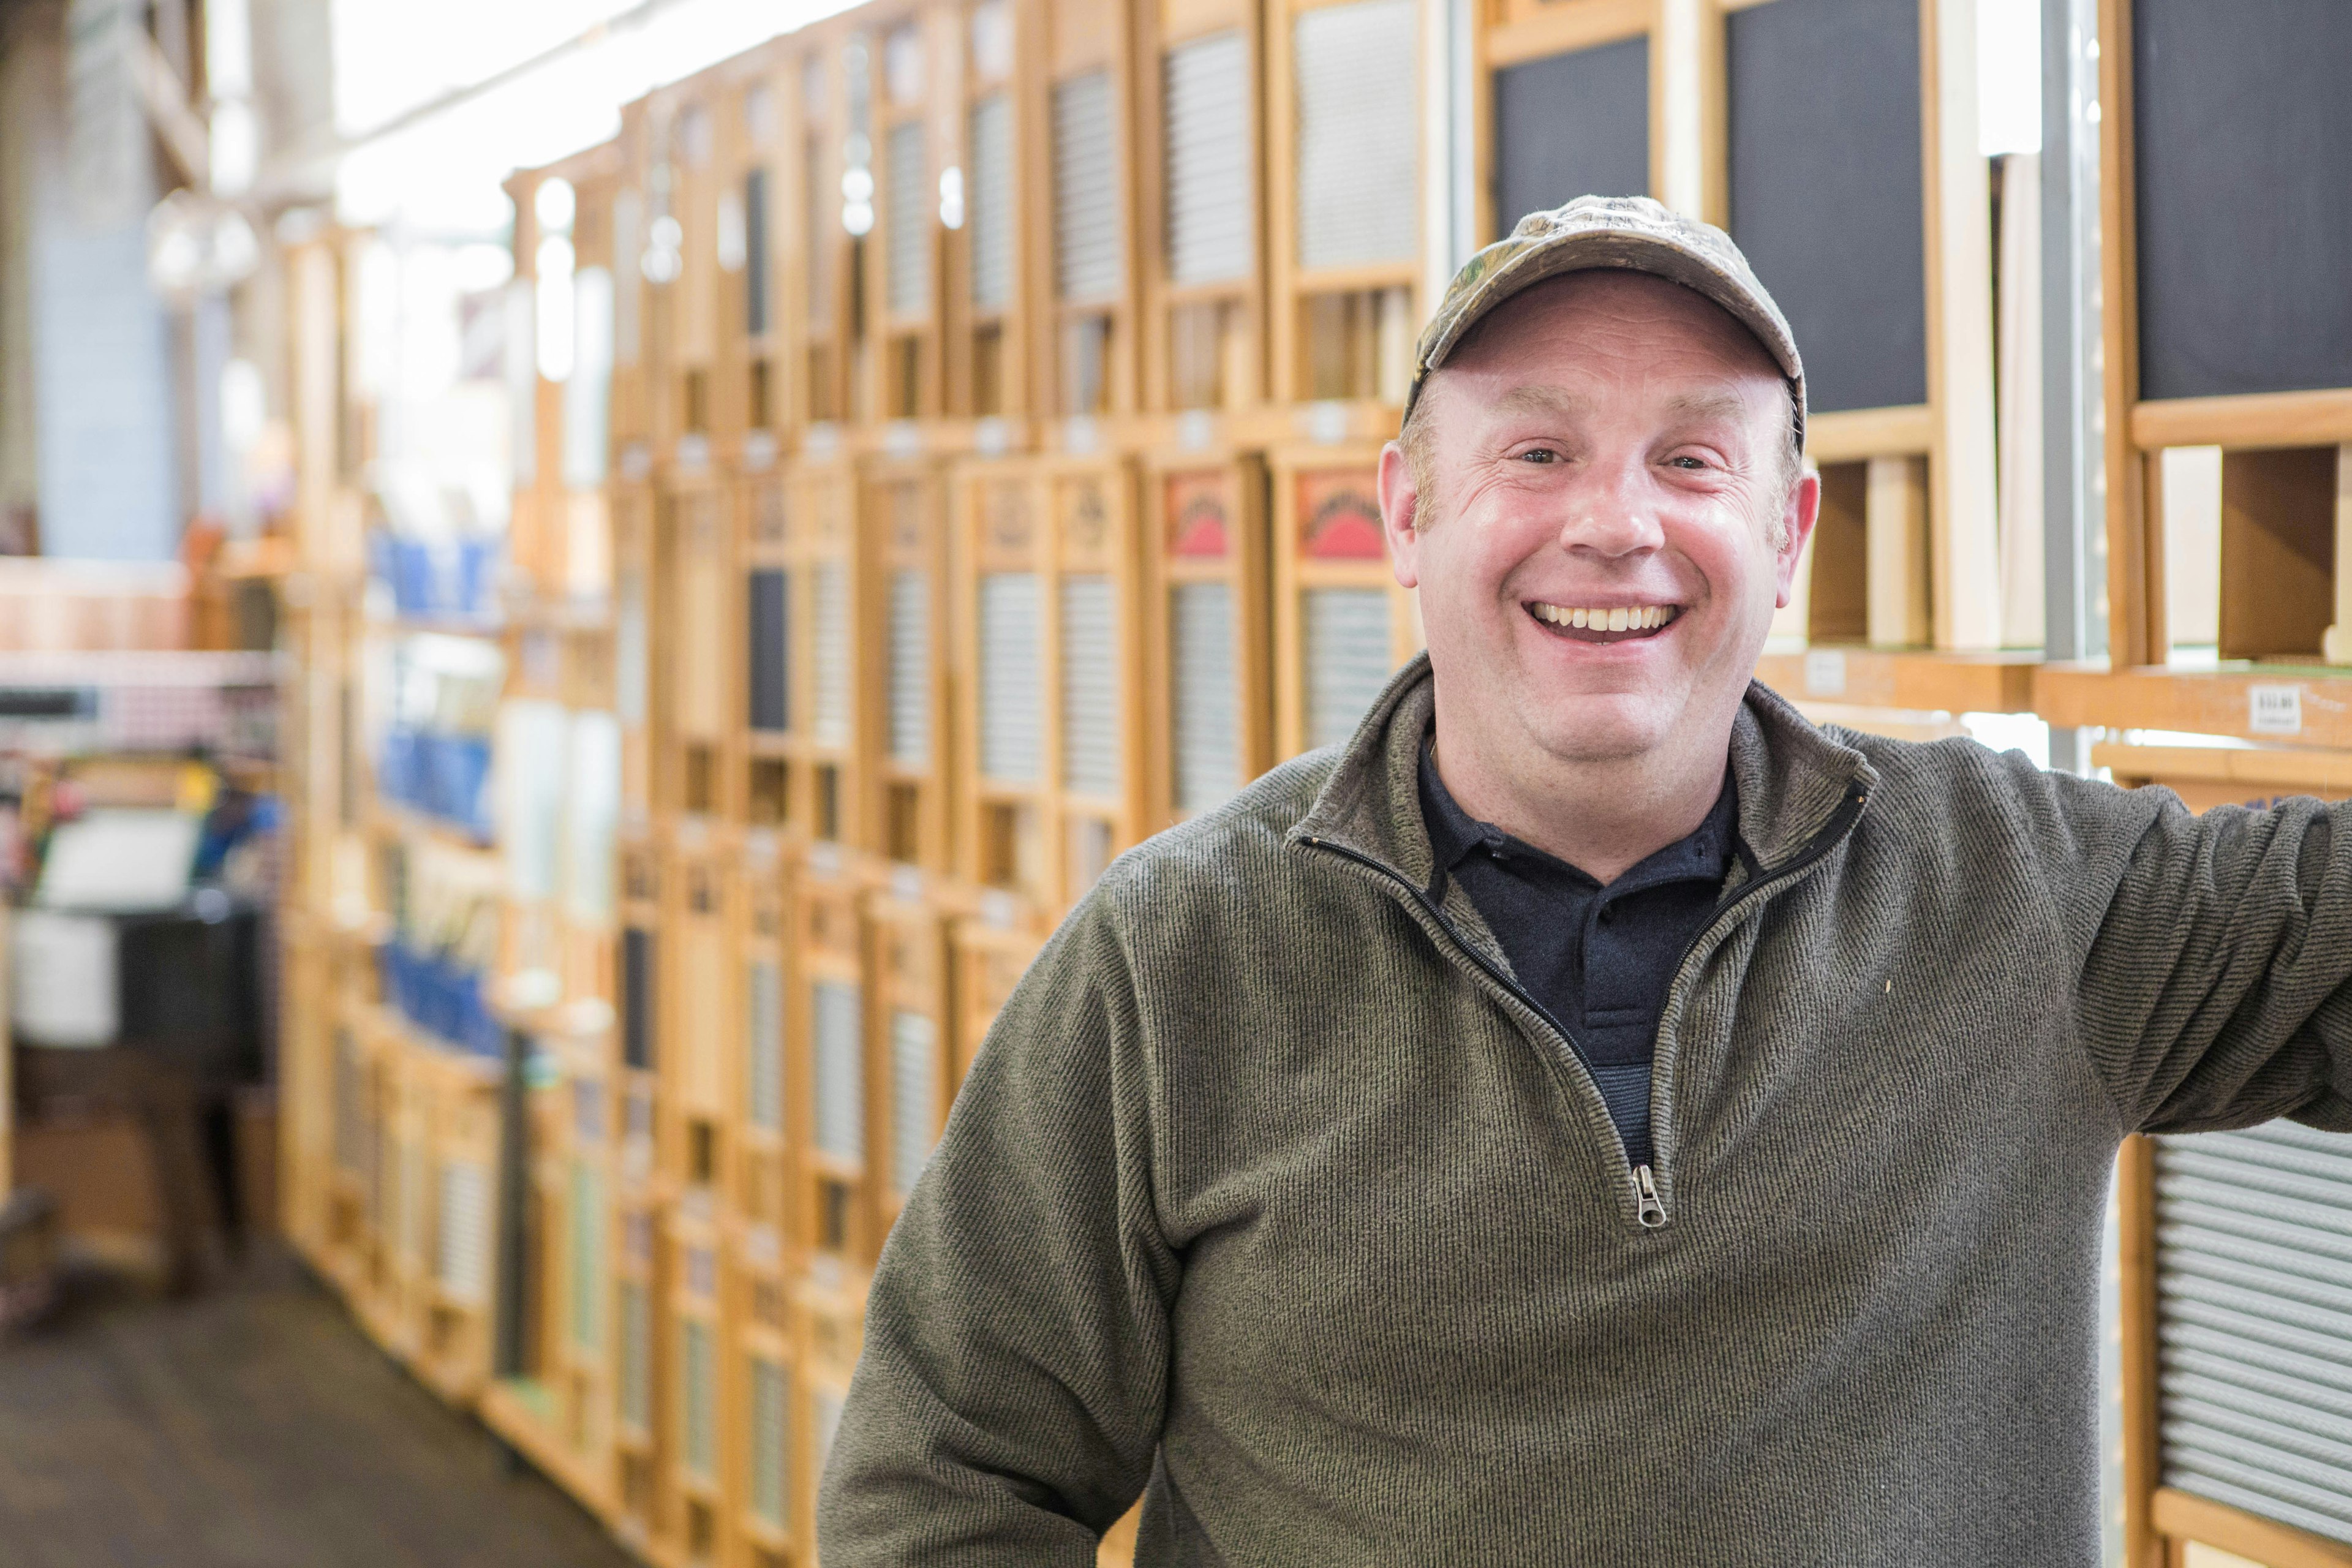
<box><xmin>1727</xmin><ymin>0</ymin><xmax>1925</xmax><ymax>414</ymax></box>
<box><xmin>2133</xmin><ymin>0</ymin><xmax>2352</xmax><ymax>401</ymax></box>
<box><xmin>622</xmin><ymin>927</ymin><xmax>655</xmax><ymax>1071</ymax></box>
<box><xmin>1493</xmin><ymin>35</ymin><xmax>1650</xmax><ymax>234</ymax></box>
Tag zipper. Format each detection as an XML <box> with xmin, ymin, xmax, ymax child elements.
<box><xmin>1633</xmin><ymin>1164</ymin><xmax>1665</xmax><ymax>1228</ymax></box>
<box><xmin>1301</xmin><ymin>778</ymin><xmax>1869</xmax><ymax>1232</ymax></box>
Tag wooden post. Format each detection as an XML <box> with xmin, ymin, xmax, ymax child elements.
<box><xmin>1921</xmin><ymin>0</ymin><xmax>2000</xmax><ymax>651</ymax></box>
<box><xmin>1865</xmin><ymin>454</ymin><xmax>1932</xmax><ymax>649</ymax></box>
<box><xmin>2321</xmin><ymin>447</ymin><xmax>2352</xmax><ymax>665</ymax></box>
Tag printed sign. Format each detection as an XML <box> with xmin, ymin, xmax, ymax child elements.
<box><xmin>2249</xmin><ymin>684</ymin><xmax>2303</xmax><ymax>737</ymax></box>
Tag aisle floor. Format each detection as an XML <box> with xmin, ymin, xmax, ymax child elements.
<box><xmin>0</xmin><ymin>1249</ymin><xmax>640</xmax><ymax>1568</ymax></box>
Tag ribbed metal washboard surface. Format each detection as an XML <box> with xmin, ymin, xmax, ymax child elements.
<box><xmin>979</xmin><ymin>573</ymin><xmax>1042</xmax><ymax>782</ymax></box>
<box><xmin>1060</xmin><ymin>575</ymin><xmax>1120</xmax><ymax>797</ymax></box>
<box><xmin>1164</xmin><ymin>31</ymin><xmax>1250</xmax><ymax>285</ymax></box>
<box><xmin>1052</xmin><ymin>70</ymin><xmax>1122</xmax><ymax>302</ymax></box>
<box><xmin>2157</xmin><ymin>1121</ymin><xmax>2352</xmax><ymax>1545</ymax></box>
<box><xmin>747</xmin><ymin>959</ymin><xmax>785</xmax><ymax>1132</ymax></box>
<box><xmin>1304</xmin><ymin>587</ymin><xmax>1393</xmax><ymax>751</ymax></box>
<box><xmin>891</xmin><ymin>1010</ymin><xmax>940</xmax><ymax>1197</ymax></box>
<box><xmin>886</xmin><ymin>121</ymin><xmax>930</xmax><ymax>317</ymax></box>
<box><xmin>1170</xmin><ymin>581</ymin><xmax>1239</xmax><ymax>813</ymax></box>
<box><xmin>683</xmin><ymin>1319</ymin><xmax>716</xmax><ymax>1478</ymax></box>
<box><xmin>437</xmin><ymin>1159</ymin><xmax>491</xmax><ymax>1305</ymax></box>
<box><xmin>1293</xmin><ymin>0</ymin><xmax>1418</xmax><ymax>270</ymax></box>
<box><xmin>751</xmin><ymin>1357</ymin><xmax>792</xmax><ymax>1529</ymax></box>
<box><xmin>969</xmin><ymin>92</ymin><xmax>1014</xmax><ymax>311</ymax></box>
<box><xmin>569</xmin><ymin>1161</ymin><xmax>603</xmax><ymax>1353</ymax></box>
<box><xmin>813</xmin><ymin>979</ymin><xmax>865</xmax><ymax>1162</ymax></box>
<box><xmin>812</xmin><ymin>560</ymin><xmax>851</xmax><ymax>746</ymax></box>
<box><xmin>888</xmin><ymin>570</ymin><xmax>930</xmax><ymax>764</ymax></box>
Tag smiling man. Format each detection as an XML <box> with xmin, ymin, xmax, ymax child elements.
<box><xmin>820</xmin><ymin>197</ymin><xmax>2352</xmax><ymax>1565</ymax></box>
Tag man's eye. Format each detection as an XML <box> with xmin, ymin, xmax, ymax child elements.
<box><xmin>1517</xmin><ymin>448</ymin><xmax>1559</xmax><ymax>464</ymax></box>
<box><xmin>1666</xmin><ymin>454</ymin><xmax>1711</xmax><ymax>470</ymax></box>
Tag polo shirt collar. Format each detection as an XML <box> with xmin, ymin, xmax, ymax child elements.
<box><xmin>1416</xmin><ymin>738</ymin><xmax>1742</xmax><ymax>893</ymax></box>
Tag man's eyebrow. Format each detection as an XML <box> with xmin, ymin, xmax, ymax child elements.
<box><xmin>1490</xmin><ymin>385</ymin><xmax>1596</xmax><ymax>418</ymax></box>
<box><xmin>1660</xmin><ymin>390</ymin><xmax>1755</xmax><ymax>426</ymax></box>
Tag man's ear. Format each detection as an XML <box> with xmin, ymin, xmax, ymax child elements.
<box><xmin>1378</xmin><ymin>440</ymin><xmax>1421</xmax><ymax>590</ymax></box>
<box><xmin>1773</xmin><ymin>469</ymin><xmax>1820</xmax><ymax>609</ymax></box>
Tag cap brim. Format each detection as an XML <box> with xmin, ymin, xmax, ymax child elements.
<box><xmin>1415</xmin><ymin>229</ymin><xmax>1805</xmax><ymax>435</ymax></box>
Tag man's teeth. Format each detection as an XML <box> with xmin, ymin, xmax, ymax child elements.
<box><xmin>1531</xmin><ymin>603</ymin><xmax>1679</xmax><ymax>631</ymax></box>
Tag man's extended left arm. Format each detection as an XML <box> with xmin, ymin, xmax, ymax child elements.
<box><xmin>2036</xmin><ymin>763</ymin><xmax>2352</xmax><ymax>1135</ymax></box>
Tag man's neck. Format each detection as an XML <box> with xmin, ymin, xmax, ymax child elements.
<box><xmin>1427</xmin><ymin>706</ymin><xmax>1737</xmax><ymax>886</ymax></box>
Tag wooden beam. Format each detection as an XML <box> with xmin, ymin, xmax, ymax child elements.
<box><xmin>2131</xmin><ymin>389</ymin><xmax>2352</xmax><ymax>453</ymax></box>
<box><xmin>1751</xmin><ymin>646</ymin><xmax>2036</xmax><ymax>711</ymax></box>
<box><xmin>2099</xmin><ymin>0</ymin><xmax>2154</xmax><ymax>666</ymax></box>
<box><xmin>1921</xmin><ymin>0</ymin><xmax>2000</xmax><ymax>651</ymax></box>
<box><xmin>1805</xmin><ymin>404</ymin><xmax>1936</xmax><ymax>463</ymax></box>
<box><xmin>1483</xmin><ymin>0</ymin><xmax>1651</xmax><ymax>67</ymax></box>
<box><xmin>2034</xmin><ymin>663</ymin><xmax>2352</xmax><ymax>748</ymax></box>
<box><xmin>2154</xmin><ymin>1490</ymin><xmax>2352</xmax><ymax>1568</ymax></box>
<box><xmin>2119</xmin><ymin>1136</ymin><xmax>2162</xmax><ymax>1568</ymax></box>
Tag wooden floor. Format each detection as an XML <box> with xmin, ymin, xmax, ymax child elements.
<box><xmin>0</xmin><ymin>1250</ymin><xmax>639</xmax><ymax>1568</ymax></box>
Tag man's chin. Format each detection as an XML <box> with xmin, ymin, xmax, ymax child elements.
<box><xmin>1528</xmin><ymin>697</ymin><xmax>1678</xmax><ymax>766</ymax></box>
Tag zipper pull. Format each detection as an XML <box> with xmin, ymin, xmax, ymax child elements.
<box><xmin>1632</xmin><ymin>1165</ymin><xmax>1667</xmax><ymax>1229</ymax></box>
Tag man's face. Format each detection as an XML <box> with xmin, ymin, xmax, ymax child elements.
<box><xmin>1379</xmin><ymin>271</ymin><xmax>1817</xmax><ymax>771</ymax></box>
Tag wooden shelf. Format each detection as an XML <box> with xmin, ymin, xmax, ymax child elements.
<box><xmin>1752</xmin><ymin>646</ymin><xmax>2037</xmax><ymax>713</ymax></box>
<box><xmin>2034</xmin><ymin>661</ymin><xmax>2352</xmax><ymax>748</ymax></box>
<box><xmin>2153</xmin><ymin>1487</ymin><xmax>2352</xmax><ymax>1568</ymax></box>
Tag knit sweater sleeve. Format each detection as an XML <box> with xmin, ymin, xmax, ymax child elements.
<box><xmin>2041</xmin><ymin>763</ymin><xmax>2352</xmax><ymax>1136</ymax></box>
<box><xmin>816</xmin><ymin>889</ymin><xmax>1175</xmax><ymax>1564</ymax></box>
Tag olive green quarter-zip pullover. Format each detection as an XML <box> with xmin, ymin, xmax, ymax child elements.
<box><xmin>819</xmin><ymin>655</ymin><xmax>2352</xmax><ymax>1566</ymax></box>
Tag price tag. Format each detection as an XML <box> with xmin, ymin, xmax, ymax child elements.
<box><xmin>1178</xmin><ymin>410</ymin><xmax>1216</xmax><ymax>452</ymax></box>
<box><xmin>676</xmin><ymin>433</ymin><xmax>710</xmax><ymax>473</ymax></box>
<box><xmin>742</xmin><ymin>430</ymin><xmax>777</xmax><ymax>470</ymax></box>
<box><xmin>891</xmin><ymin>865</ymin><xmax>924</xmax><ymax>903</ymax></box>
<box><xmin>2250</xmin><ymin>684</ymin><xmax>2303</xmax><ymax>736</ymax></box>
<box><xmin>1803</xmin><ymin>647</ymin><xmax>1848</xmax><ymax>698</ymax></box>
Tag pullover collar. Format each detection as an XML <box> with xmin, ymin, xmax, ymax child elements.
<box><xmin>1290</xmin><ymin>654</ymin><xmax>1880</xmax><ymax>888</ymax></box>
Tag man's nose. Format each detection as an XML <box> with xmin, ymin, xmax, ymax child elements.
<box><xmin>1556</xmin><ymin>459</ymin><xmax>1665</xmax><ymax>558</ymax></box>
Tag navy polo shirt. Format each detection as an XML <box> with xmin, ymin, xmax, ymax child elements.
<box><xmin>1417</xmin><ymin>744</ymin><xmax>1744</xmax><ymax>1170</ymax></box>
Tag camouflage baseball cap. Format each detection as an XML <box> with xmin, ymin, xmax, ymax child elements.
<box><xmin>1404</xmin><ymin>195</ymin><xmax>1805</xmax><ymax>449</ymax></box>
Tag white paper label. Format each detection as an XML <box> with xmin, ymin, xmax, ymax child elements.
<box><xmin>807</xmin><ymin>842</ymin><xmax>843</xmax><ymax>878</ymax></box>
<box><xmin>619</xmin><ymin>442</ymin><xmax>652</xmax><ymax>481</ymax></box>
<box><xmin>891</xmin><ymin>865</ymin><xmax>924</xmax><ymax>903</ymax></box>
<box><xmin>676</xmin><ymin>433</ymin><xmax>710</xmax><ymax>473</ymax></box>
<box><xmin>1063</xmin><ymin>415</ymin><xmax>1100</xmax><ymax>456</ymax></box>
<box><xmin>1177</xmin><ymin>410</ymin><xmax>1215</xmax><ymax>451</ymax></box>
<box><xmin>974</xmin><ymin>417</ymin><xmax>1012</xmax><ymax>457</ymax></box>
<box><xmin>802</xmin><ymin>422</ymin><xmax>841</xmax><ymax>460</ymax></box>
<box><xmin>742</xmin><ymin>430</ymin><xmax>777</xmax><ymax>470</ymax></box>
<box><xmin>2250</xmin><ymin>683</ymin><xmax>2303</xmax><ymax>736</ymax></box>
<box><xmin>1306</xmin><ymin>401</ymin><xmax>1349</xmax><ymax>445</ymax></box>
<box><xmin>979</xmin><ymin>889</ymin><xmax>1018</xmax><ymax>930</ymax></box>
<box><xmin>883</xmin><ymin>420</ymin><xmax>923</xmax><ymax>459</ymax></box>
<box><xmin>1803</xmin><ymin>647</ymin><xmax>1848</xmax><ymax>698</ymax></box>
